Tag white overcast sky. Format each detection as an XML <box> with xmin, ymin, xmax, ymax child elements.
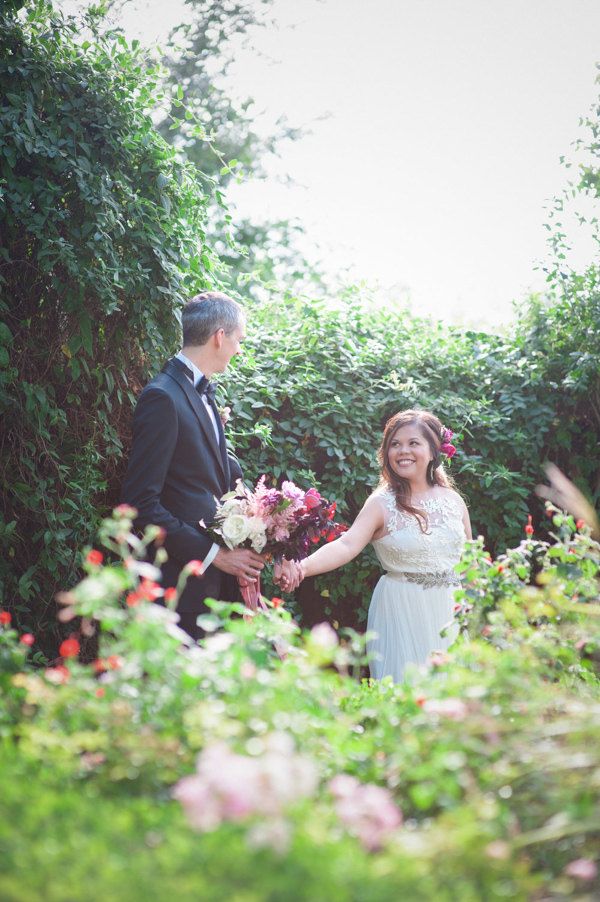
<box><xmin>104</xmin><ymin>0</ymin><xmax>600</xmax><ymax>326</ymax></box>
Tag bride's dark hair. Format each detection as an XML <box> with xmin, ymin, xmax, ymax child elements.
<box><xmin>377</xmin><ymin>409</ymin><xmax>456</xmax><ymax>533</ymax></box>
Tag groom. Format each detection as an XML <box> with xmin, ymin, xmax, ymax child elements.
<box><xmin>122</xmin><ymin>291</ymin><xmax>296</xmax><ymax>638</ymax></box>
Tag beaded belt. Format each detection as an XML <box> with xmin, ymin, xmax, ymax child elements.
<box><xmin>385</xmin><ymin>570</ymin><xmax>462</xmax><ymax>590</ymax></box>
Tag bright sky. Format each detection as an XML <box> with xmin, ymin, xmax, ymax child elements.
<box><xmin>105</xmin><ymin>0</ymin><xmax>600</xmax><ymax>326</ymax></box>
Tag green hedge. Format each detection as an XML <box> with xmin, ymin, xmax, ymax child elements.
<box><xmin>221</xmin><ymin>288</ymin><xmax>600</xmax><ymax>627</ymax></box>
<box><xmin>0</xmin><ymin>2</ymin><xmax>216</xmax><ymax>642</ymax></box>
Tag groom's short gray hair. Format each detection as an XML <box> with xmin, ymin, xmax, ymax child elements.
<box><xmin>182</xmin><ymin>291</ymin><xmax>245</xmax><ymax>347</ymax></box>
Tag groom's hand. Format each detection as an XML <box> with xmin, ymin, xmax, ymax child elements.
<box><xmin>273</xmin><ymin>559</ymin><xmax>303</xmax><ymax>593</ymax></box>
<box><xmin>214</xmin><ymin>548</ymin><xmax>266</xmax><ymax>583</ymax></box>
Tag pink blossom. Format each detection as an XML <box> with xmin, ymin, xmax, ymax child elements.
<box><xmin>564</xmin><ymin>858</ymin><xmax>597</xmax><ymax>881</ymax></box>
<box><xmin>422</xmin><ymin>697</ymin><xmax>468</xmax><ymax>721</ymax></box>
<box><xmin>440</xmin><ymin>442</ymin><xmax>456</xmax><ymax>459</ymax></box>
<box><xmin>173</xmin><ymin>734</ymin><xmax>318</xmax><ymax>844</ymax></box>
<box><xmin>328</xmin><ymin>774</ymin><xmax>402</xmax><ymax>851</ymax></box>
<box><xmin>310</xmin><ymin>622</ymin><xmax>339</xmax><ymax>650</ymax></box>
<box><xmin>428</xmin><ymin>650</ymin><xmax>453</xmax><ymax>667</ymax></box>
<box><xmin>281</xmin><ymin>481</ymin><xmax>305</xmax><ymax>504</ymax></box>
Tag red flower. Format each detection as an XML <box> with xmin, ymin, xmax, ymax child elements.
<box><xmin>59</xmin><ymin>638</ymin><xmax>80</xmax><ymax>658</ymax></box>
<box><xmin>154</xmin><ymin>527</ymin><xmax>167</xmax><ymax>546</ymax></box>
<box><xmin>576</xmin><ymin>519</ymin><xmax>586</xmax><ymax>530</ymax></box>
<box><xmin>92</xmin><ymin>658</ymin><xmax>106</xmax><ymax>674</ymax></box>
<box><xmin>271</xmin><ymin>597</ymin><xmax>283</xmax><ymax>608</ymax></box>
<box><xmin>327</xmin><ymin>502</ymin><xmax>337</xmax><ymax>520</ymax></box>
<box><xmin>126</xmin><ymin>591</ymin><xmax>141</xmax><ymax>608</ymax></box>
<box><xmin>440</xmin><ymin>442</ymin><xmax>456</xmax><ymax>459</ymax></box>
<box><xmin>164</xmin><ymin>587</ymin><xmax>178</xmax><ymax>603</ymax></box>
<box><xmin>94</xmin><ymin>687</ymin><xmax>106</xmax><ymax>698</ymax></box>
<box><xmin>525</xmin><ymin>515</ymin><xmax>534</xmax><ymax>536</ymax></box>
<box><xmin>187</xmin><ymin>560</ymin><xmax>204</xmax><ymax>577</ymax></box>
<box><xmin>497</xmin><ymin>564</ymin><xmax>505</xmax><ymax>573</ymax></box>
<box><xmin>0</xmin><ymin>611</ymin><xmax>11</xmax><ymax>625</ymax></box>
<box><xmin>415</xmin><ymin>694</ymin><xmax>427</xmax><ymax>707</ymax></box>
<box><xmin>20</xmin><ymin>633</ymin><xmax>34</xmax><ymax>646</ymax></box>
<box><xmin>86</xmin><ymin>549</ymin><xmax>103</xmax><ymax>566</ymax></box>
<box><xmin>106</xmin><ymin>654</ymin><xmax>124</xmax><ymax>670</ymax></box>
<box><xmin>139</xmin><ymin>579</ymin><xmax>162</xmax><ymax>600</ymax></box>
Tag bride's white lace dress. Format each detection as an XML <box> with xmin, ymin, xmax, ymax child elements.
<box><xmin>367</xmin><ymin>488</ymin><xmax>466</xmax><ymax>683</ymax></box>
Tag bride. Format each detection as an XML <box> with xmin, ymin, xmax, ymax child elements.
<box><xmin>301</xmin><ymin>410</ymin><xmax>472</xmax><ymax>682</ymax></box>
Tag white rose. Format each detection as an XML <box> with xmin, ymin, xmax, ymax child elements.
<box><xmin>220</xmin><ymin>498</ymin><xmax>243</xmax><ymax>516</ymax></box>
<box><xmin>221</xmin><ymin>514</ymin><xmax>252</xmax><ymax>549</ymax></box>
<box><xmin>251</xmin><ymin>530</ymin><xmax>267</xmax><ymax>553</ymax></box>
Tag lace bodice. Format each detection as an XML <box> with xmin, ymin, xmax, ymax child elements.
<box><xmin>371</xmin><ymin>488</ymin><xmax>465</xmax><ymax>579</ymax></box>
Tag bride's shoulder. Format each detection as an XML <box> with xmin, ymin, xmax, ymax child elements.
<box><xmin>431</xmin><ymin>486</ymin><xmax>467</xmax><ymax>512</ymax></box>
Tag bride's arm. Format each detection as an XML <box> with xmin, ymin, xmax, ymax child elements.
<box><xmin>302</xmin><ymin>495</ymin><xmax>384</xmax><ymax>578</ymax></box>
<box><xmin>461</xmin><ymin>498</ymin><xmax>473</xmax><ymax>541</ymax></box>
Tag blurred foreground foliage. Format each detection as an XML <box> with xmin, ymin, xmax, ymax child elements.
<box><xmin>0</xmin><ymin>507</ymin><xmax>599</xmax><ymax>900</ymax></box>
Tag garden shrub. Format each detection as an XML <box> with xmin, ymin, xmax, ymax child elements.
<box><xmin>0</xmin><ymin>507</ymin><xmax>599</xmax><ymax>900</ymax></box>
<box><xmin>0</xmin><ymin>1</ymin><xmax>218</xmax><ymax>645</ymax></box>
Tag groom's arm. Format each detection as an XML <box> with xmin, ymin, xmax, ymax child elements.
<box><xmin>122</xmin><ymin>387</ymin><xmax>214</xmax><ymax>564</ymax></box>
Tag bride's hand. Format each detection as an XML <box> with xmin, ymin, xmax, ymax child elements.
<box><xmin>273</xmin><ymin>559</ymin><xmax>303</xmax><ymax>593</ymax></box>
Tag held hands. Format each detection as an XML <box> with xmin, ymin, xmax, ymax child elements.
<box><xmin>213</xmin><ymin>547</ymin><xmax>266</xmax><ymax>584</ymax></box>
<box><xmin>272</xmin><ymin>559</ymin><xmax>304</xmax><ymax>593</ymax></box>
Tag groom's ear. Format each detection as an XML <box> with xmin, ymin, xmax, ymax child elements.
<box><xmin>213</xmin><ymin>328</ymin><xmax>225</xmax><ymax>348</ymax></box>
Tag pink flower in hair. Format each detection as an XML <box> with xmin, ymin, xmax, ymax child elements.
<box><xmin>440</xmin><ymin>424</ymin><xmax>456</xmax><ymax>459</ymax></box>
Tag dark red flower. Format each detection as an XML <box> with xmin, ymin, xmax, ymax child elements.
<box><xmin>0</xmin><ymin>611</ymin><xmax>11</xmax><ymax>625</ymax></box>
<box><xmin>20</xmin><ymin>633</ymin><xmax>34</xmax><ymax>646</ymax></box>
<box><xmin>86</xmin><ymin>550</ymin><xmax>103</xmax><ymax>566</ymax></box>
<box><xmin>327</xmin><ymin>502</ymin><xmax>337</xmax><ymax>520</ymax></box>
<box><xmin>304</xmin><ymin>489</ymin><xmax>322</xmax><ymax>510</ymax></box>
<box><xmin>59</xmin><ymin>638</ymin><xmax>80</xmax><ymax>658</ymax></box>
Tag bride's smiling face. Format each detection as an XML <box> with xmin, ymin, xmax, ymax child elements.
<box><xmin>387</xmin><ymin>423</ymin><xmax>434</xmax><ymax>484</ymax></box>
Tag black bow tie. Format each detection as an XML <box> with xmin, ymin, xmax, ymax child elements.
<box><xmin>196</xmin><ymin>375</ymin><xmax>218</xmax><ymax>403</ymax></box>
<box><xmin>171</xmin><ymin>359</ymin><xmax>218</xmax><ymax>403</ymax></box>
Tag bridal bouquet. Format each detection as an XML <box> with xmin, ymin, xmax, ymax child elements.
<box><xmin>211</xmin><ymin>476</ymin><xmax>345</xmax><ymax>563</ymax></box>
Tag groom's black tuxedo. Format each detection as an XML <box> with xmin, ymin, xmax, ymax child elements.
<box><xmin>121</xmin><ymin>357</ymin><xmax>242</xmax><ymax>614</ymax></box>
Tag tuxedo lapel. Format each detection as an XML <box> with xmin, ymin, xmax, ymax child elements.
<box><xmin>162</xmin><ymin>359</ymin><xmax>226</xmax><ymax>481</ymax></box>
